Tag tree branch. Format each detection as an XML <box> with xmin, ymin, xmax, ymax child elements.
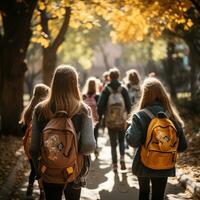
<box><xmin>52</xmin><ymin>6</ymin><xmax>71</xmax><ymax>51</ymax></box>
<box><xmin>40</xmin><ymin>9</ymin><xmax>50</xmax><ymax>39</ymax></box>
<box><xmin>97</xmin><ymin>41</ymin><xmax>110</xmax><ymax>71</ymax></box>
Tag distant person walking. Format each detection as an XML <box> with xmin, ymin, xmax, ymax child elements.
<box><xmin>30</xmin><ymin>65</ymin><xmax>96</xmax><ymax>200</ymax></box>
<box><xmin>99</xmin><ymin>71</ymin><xmax>110</xmax><ymax>92</ymax></box>
<box><xmin>125</xmin><ymin>69</ymin><xmax>141</xmax><ymax>105</ymax></box>
<box><xmin>20</xmin><ymin>83</ymin><xmax>49</xmax><ymax>199</ymax></box>
<box><xmin>126</xmin><ymin>77</ymin><xmax>187</xmax><ymax>200</ymax></box>
<box><xmin>83</xmin><ymin>77</ymin><xmax>100</xmax><ymax>158</ymax></box>
<box><xmin>98</xmin><ymin>68</ymin><xmax>131</xmax><ymax>172</ymax></box>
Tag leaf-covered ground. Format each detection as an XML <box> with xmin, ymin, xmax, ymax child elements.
<box><xmin>177</xmin><ymin>116</ymin><xmax>200</xmax><ymax>182</ymax></box>
<box><xmin>0</xmin><ymin>136</ymin><xmax>28</xmax><ymax>199</ymax></box>
<box><xmin>0</xmin><ymin>136</ymin><xmax>22</xmax><ymax>188</ymax></box>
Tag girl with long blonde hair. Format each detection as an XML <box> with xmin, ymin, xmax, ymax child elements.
<box><xmin>126</xmin><ymin>77</ymin><xmax>187</xmax><ymax>200</ymax></box>
<box><xmin>20</xmin><ymin>83</ymin><xmax>49</xmax><ymax>199</ymax></box>
<box><xmin>30</xmin><ymin>65</ymin><xmax>96</xmax><ymax>200</ymax></box>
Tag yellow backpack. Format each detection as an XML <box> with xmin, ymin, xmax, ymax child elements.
<box><xmin>140</xmin><ymin>109</ymin><xmax>179</xmax><ymax>170</ymax></box>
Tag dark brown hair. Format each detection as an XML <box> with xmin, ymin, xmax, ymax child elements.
<box><xmin>83</xmin><ymin>77</ymin><xmax>98</xmax><ymax>95</ymax></box>
<box><xmin>126</xmin><ymin>69</ymin><xmax>140</xmax><ymax>85</ymax></box>
<box><xmin>109</xmin><ymin>68</ymin><xmax>120</xmax><ymax>80</ymax></box>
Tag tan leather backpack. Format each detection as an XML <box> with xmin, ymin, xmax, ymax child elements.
<box><xmin>39</xmin><ymin>111</ymin><xmax>83</xmax><ymax>184</ymax></box>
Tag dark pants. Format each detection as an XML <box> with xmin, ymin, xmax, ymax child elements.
<box><xmin>43</xmin><ymin>181</ymin><xmax>81</xmax><ymax>200</ymax></box>
<box><xmin>108</xmin><ymin>129</ymin><xmax>125</xmax><ymax>164</ymax></box>
<box><xmin>29</xmin><ymin>159</ymin><xmax>36</xmax><ymax>185</ymax></box>
<box><xmin>138</xmin><ymin>177</ymin><xmax>168</xmax><ymax>200</ymax></box>
<box><xmin>94</xmin><ymin>123</ymin><xmax>99</xmax><ymax>146</ymax></box>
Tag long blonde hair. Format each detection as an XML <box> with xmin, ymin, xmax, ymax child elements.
<box><xmin>42</xmin><ymin>65</ymin><xmax>82</xmax><ymax>118</ymax></box>
<box><xmin>132</xmin><ymin>77</ymin><xmax>184</xmax><ymax>126</ymax></box>
<box><xmin>20</xmin><ymin>83</ymin><xmax>50</xmax><ymax>124</ymax></box>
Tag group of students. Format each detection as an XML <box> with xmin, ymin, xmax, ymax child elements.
<box><xmin>20</xmin><ymin>64</ymin><xmax>187</xmax><ymax>200</ymax></box>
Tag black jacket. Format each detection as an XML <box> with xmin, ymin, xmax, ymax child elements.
<box><xmin>97</xmin><ymin>80</ymin><xmax>131</xmax><ymax>118</ymax></box>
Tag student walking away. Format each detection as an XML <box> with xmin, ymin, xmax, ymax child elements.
<box><xmin>29</xmin><ymin>65</ymin><xmax>96</xmax><ymax>200</ymax></box>
<box><xmin>20</xmin><ymin>83</ymin><xmax>49</xmax><ymax>200</ymax></box>
<box><xmin>125</xmin><ymin>69</ymin><xmax>141</xmax><ymax>105</ymax></box>
<box><xmin>98</xmin><ymin>68</ymin><xmax>131</xmax><ymax>172</ymax></box>
<box><xmin>126</xmin><ymin>77</ymin><xmax>187</xmax><ymax>200</ymax></box>
<box><xmin>83</xmin><ymin>77</ymin><xmax>100</xmax><ymax>158</ymax></box>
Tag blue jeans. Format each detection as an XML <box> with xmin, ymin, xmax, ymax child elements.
<box><xmin>138</xmin><ymin>177</ymin><xmax>168</xmax><ymax>200</ymax></box>
<box><xmin>108</xmin><ymin>129</ymin><xmax>125</xmax><ymax>164</ymax></box>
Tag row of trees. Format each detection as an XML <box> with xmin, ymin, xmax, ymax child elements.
<box><xmin>0</xmin><ymin>0</ymin><xmax>200</xmax><ymax>135</ymax></box>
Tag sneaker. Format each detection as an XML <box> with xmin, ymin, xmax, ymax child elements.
<box><xmin>120</xmin><ymin>161</ymin><xmax>126</xmax><ymax>170</ymax></box>
<box><xmin>94</xmin><ymin>149</ymin><xmax>99</xmax><ymax>159</ymax></box>
<box><xmin>113</xmin><ymin>163</ymin><xmax>118</xmax><ymax>173</ymax></box>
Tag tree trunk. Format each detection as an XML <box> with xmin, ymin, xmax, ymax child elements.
<box><xmin>41</xmin><ymin>7</ymin><xmax>71</xmax><ymax>85</ymax></box>
<box><xmin>163</xmin><ymin>41</ymin><xmax>177</xmax><ymax>99</ymax></box>
<box><xmin>187</xmin><ymin>42</ymin><xmax>199</xmax><ymax>101</ymax></box>
<box><xmin>98</xmin><ymin>42</ymin><xmax>110</xmax><ymax>71</ymax></box>
<box><xmin>0</xmin><ymin>0</ymin><xmax>37</xmax><ymax>135</ymax></box>
<box><xmin>43</xmin><ymin>47</ymin><xmax>57</xmax><ymax>85</ymax></box>
<box><xmin>1</xmin><ymin>66</ymin><xmax>25</xmax><ymax>135</ymax></box>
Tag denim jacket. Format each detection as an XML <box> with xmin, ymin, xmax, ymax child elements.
<box><xmin>126</xmin><ymin>102</ymin><xmax>187</xmax><ymax>177</ymax></box>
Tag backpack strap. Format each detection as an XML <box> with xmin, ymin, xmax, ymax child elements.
<box><xmin>54</xmin><ymin>111</ymin><xmax>68</xmax><ymax>118</ymax></box>
<box><xmin>107</xmin><ymin>86</ymin><xmax>123</xmax><ymax>93</ymax></box>
<box><xmin>107</xmin><ymin>86</ymin><xmax>113</xmax><ymax>93</ymax></box>
<box><xmin>117</xmin><ymin>86</ymin><xmax>123</xmax><ymax>93</ymax></box>
<box><xmin>142</xmin><ymin>108</ymin><xmax>155</xmax><ymax>120</ymax></box>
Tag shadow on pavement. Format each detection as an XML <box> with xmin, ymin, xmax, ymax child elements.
<box><xmin>99</xmin><ymin>172</ymin><xmax>139</xmax><ymax>200</ymax></box>
<box><xmin>86</xmin><ymin>158</ymin><xmax>111</xmax><ymax>190</ymax></box>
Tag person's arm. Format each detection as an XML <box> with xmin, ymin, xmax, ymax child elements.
<box><xmin>29</xmin><ymin>109</ymin><xmax>41</xmax><ymax>175</ymax></box>
<box><xmin>79</xmin><ymin>107</ymin><xmax>96</xmax><ymax>155</ymax></box>
<box><xmin>126</xmin><ymin>114</ymin><xmax>143</xmax><ymax>148</ymax></box>
<box><xmin>175</xmin><ymin>122</ymin><xmax>187</xmax><ymax>152</ymax></box>
<box><xmin>97</xmin><ymin>87</ymin><xmax>109</xmax><ymax>119</ymax></box>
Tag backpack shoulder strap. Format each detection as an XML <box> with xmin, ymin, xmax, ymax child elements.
<box><xmin>142</xmin><ymin>108</ymin><xmax>155</xmax><ymax>120</ymax></box>
<box><xmin>54</xmin><ymin>110</ymin><xmax>68</xmax><ymax>118</ymax></box>
<box><xmin>107</xmin><ymin>86</ymin><xmax>113</xmax><ymax>93</ymax></box>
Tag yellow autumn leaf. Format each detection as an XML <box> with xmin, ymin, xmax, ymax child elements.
<box><xmin>182</xmin><ymin>7</ymin><xmax>187</xmax><ymax>12</ymax></box>
<box><xmin>35</xmin><ymin>24</ymin><xmax>42</xmax><ymax>31</ymax></box>
<box><xmin>84</xmin><ymin>23</ymin><xmax>93</xmax><ymax>29</ymax></box>
<box><xmin>187</xmin><ymin>19</ymin><xmax>193</xmax><ymax>27</ymax></box>
<box><xmin>38</xmin><ymin>1</ymin><xmax>46</xmax><ymax>11</ymax></box>
<box><xmin>184</xmin><ymin>25</ymin><xmax>189</xmax><ymax>30</ymax></box>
